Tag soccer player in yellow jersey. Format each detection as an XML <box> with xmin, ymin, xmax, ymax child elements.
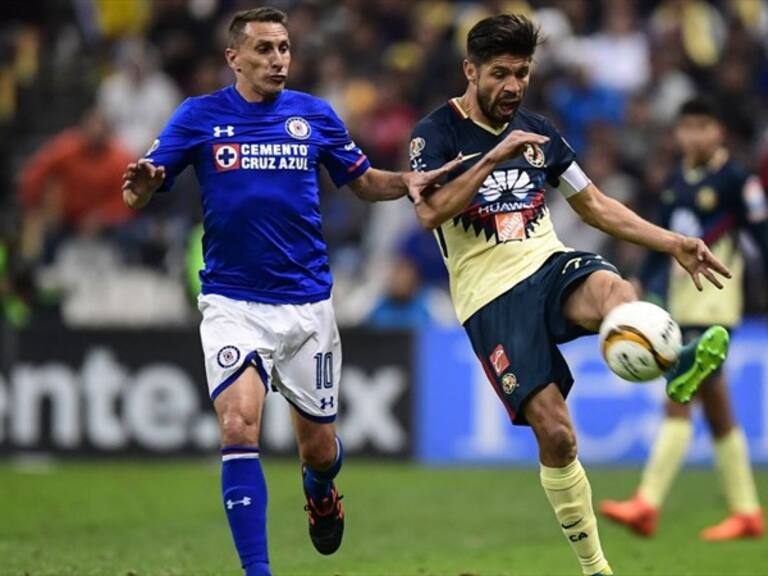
<box><xmin>408</xmin><ymin>15</ymin><xmax>731</xmax><ymax>575</ymax></box>
<box><xmin>600</xmin><ymin>98</ymin><xmax>767</xmax><ymax>541</ymax></box>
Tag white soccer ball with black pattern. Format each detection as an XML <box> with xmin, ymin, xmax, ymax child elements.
<box><xmin>598</xmin><ymin>301</ymin><xmax>682</xmax><ymax>382</ymax></box>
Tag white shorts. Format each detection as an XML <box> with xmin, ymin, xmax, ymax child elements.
<box><xmin>198</xmin><ymin>293</ymin><xmax>342</xmax><ymax>422</ymax></box>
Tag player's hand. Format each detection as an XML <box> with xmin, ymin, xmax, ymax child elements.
<box><xmin>672</xmin><ymin>236</ymin><xmax>732</xmax><ymax>291</ymax></box>
<box><xmin>405</xmin><ymin>154</ymin><xmax>464</xmax><ymax>205</ymax></box>
<box><xmin>122</xmin><ymin>160</ymin><xmax>166</xmax><ymax>208</ymax></box>
<box><xmin>488</xmin><ymin>130</ymin><xmax>549</xmax><ymax>163</ymax></box>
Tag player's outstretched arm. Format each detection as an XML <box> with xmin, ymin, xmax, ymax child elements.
<box><xmin>413</xmin><ymin>130</ymin><xmax>549</xmax><ymax>229</ymax></box>
<box><xmin>346</xmin><ymin>157</ymin><xmax>463</xmax><ymax>203</ymax></box>
<box><xmin>122</xmin><ymin>160</ymin><xmax>166</xmax><ymax>210</ymax></box>
<box><xmin>567</xmin><ymin>183</ymin><xmax>732</xmax><ymax>291</ymax></box>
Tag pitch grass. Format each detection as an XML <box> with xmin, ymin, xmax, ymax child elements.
<box><xmin>0</xmin><ymin>461</ymin><xmax>766</xmax><ymax>576</ymax></box>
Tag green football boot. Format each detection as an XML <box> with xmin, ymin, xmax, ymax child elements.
<box><xmin>665</xmin><ymin>326</ymin><xmax>730</xmax><ymax>403</ymax></box>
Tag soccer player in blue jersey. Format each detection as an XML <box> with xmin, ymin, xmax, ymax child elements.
<box><xmin>121</xmin><ymin>8</ymin><xmax>458</xmax><ymax>576</ymax></box>
<box><xmin>408</xmin><ymin>15</ymin><xmax>732</xmax><ymax>575</ymax></box>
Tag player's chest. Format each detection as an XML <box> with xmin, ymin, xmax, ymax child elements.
<box><xmin>668</xmin><ymin>174</ymin><xmax>732</xmax><ymax>217</ymax></box>
<box><xmin>200</xmin><ymin>119</ymin><xmax>321</xmax><ymax>174</ymax></box>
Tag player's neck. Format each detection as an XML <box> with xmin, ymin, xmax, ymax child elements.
<box><xmin>684</xmin><ymin>147</ymin><xmax>728</xmax><ymax>171</ymax></box>
<box><xmin>235</xmin><ymin>81</ymin><xmax>281</xmax><ymax>104</ymax></box>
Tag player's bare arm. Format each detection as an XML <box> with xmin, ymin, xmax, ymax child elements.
<box><xmin>122</xmin><ymin>159</ymin><xmax>166</xmax><ymax>210</ymax></box>
<box><xmin>567</xmin><ymin>183</ymin><xmax>732</xmax><ymax>291</ymax></box>
<box><xmin>413</xmin><ymin>129</ymin><xmax>548</xmax><ymax>229</ymax></box>
<box><xmin>346</xmin><ymin>158</ymin><xmax>463</xmax><ymax>203</ymax></box>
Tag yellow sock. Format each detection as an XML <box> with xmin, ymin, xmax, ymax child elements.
<box><xmin>638</xmin><ymin>417</ymin><xmax>693</xmax><ymax>507</ymax></box>
<box><xmin>540</xmin><ymin>459</ymin><xmax>611</xmax><ymax>576</ymax></box>
<box><xmin>714</xmin><ymin>427</ymin><xmax>761</xmax><ymax>514</ymax></box>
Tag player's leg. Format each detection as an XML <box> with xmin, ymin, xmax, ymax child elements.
<box><xmin>698</xmin><ymin>372</ymin><xmax>764</xmax><ymax>540</ymax></box>
<box><xmin>291</xmin><ymin>411</ymin><xmax>345</xmax><ymax>554</ymax></box>
<box><xmin>562</xmin><ymin>265</ymin><xmax>729</xmax><ymax>403</ymax></box>
<box><xmin>599</xmin><ymin>400</ymin><xmax>693</xmax><ymax>536</ymax></box>
<box><xmin>526</xmin><ymin>385</ymin><xmax>613</xmax><ymax>576</ymax></box>
<box><xmin>214</xmin><ymin>369</ymin><xmax>271</xmax><ymax>576</ymax></box>
<box><xmin>198</xmin><ymin>294</ymin><xmax>275</xmax><ymax>576</ymax></box>
<box><xmin>273</xmin><ymin>297</ymin><xmax>345</xmax><ymax>555</ymax></box>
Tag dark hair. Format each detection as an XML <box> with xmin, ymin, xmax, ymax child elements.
<box><xmin>678</xmin><ymin>97</ymin><xmax>720</xmax><ymax>121</ymax></box>
<box><xmin>467</xmin><ymin>14</ymin><xmax>540</xmax><ymax>64</ymax></box>
<box><xmin>228</xmin><ymin>7</ymin><xmax>288</xmax><ymax>48</ymax></box>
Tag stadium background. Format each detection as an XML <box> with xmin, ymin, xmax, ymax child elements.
<box><xmin>1</xmin><ymin>0</ymin><xmax>767</xmax><ymax>575</ymax></box>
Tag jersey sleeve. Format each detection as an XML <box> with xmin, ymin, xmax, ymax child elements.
<box><xmin>734</xmin><ymin>171</ymin><xmax>768</xmax><ymax>270</ymax></box>
<box><xmin>409</xmin><ymin>118</ymin><xmax>454</xmax><ymax>175</ymax></box>
<box><xmin>541</xmin><ymin>119</ymin><xmax>591</xmax><ymax>198</ymax></box>
<box><xmin>143</xmin><ymin>98</ymin><xmax>197</xmax><ymax>192</ymax></box>
<box><xmin>317</xmin><ymin>104</ymin><xmax>371</xmax><ymax>188</ymax></box>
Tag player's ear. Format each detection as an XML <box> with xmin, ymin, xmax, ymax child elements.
<box><xmin>463</xmin><ymin>59</ymin><xmax>477</xmax><ymax>85</ymax></box>
<box><xmin>224</xmin><ymin>47</ymin><xmax>240</xmax><ymax>72</ymax></box>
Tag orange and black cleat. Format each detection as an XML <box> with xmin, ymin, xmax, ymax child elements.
<box><xmin>303</xmin><ymin>482</ymin><xmax>345</xmax><ymax>555</ymax></box>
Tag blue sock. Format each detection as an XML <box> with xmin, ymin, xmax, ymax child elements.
<box><xmin>303</xmin><ymin>436</ymin><xmax>344</xmax><ymax>501</ymax></box>
<box><xmin>221</xmin><ymin>446</ymin><xmax>270</xmax><ymax>576</ymax></box>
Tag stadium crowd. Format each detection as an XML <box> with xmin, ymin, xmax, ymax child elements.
<box><xmin>1</xmin><ymin>0</ymin><xmax>767</xmax><ymax>328</ymax></box>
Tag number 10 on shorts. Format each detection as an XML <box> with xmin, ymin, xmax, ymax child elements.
<box><xmin>314</xmin><ymin>352</ymin><xmax>334</xmax><ymax>390</ymax></box>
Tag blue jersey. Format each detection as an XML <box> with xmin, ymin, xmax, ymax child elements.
<box><xmin>145</xmin><ymin>85</ymin><xmax>370</xmax><ymax>304</ymax></box>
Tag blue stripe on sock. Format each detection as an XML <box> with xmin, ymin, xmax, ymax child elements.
<box><xmin>221</xmin><ymin>445</ymin><xmax>260</xmax><ymax>455</ymax></box>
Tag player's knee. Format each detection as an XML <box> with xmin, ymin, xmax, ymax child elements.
<box><xmin>605</xmin><ymin>276</ymin><xmax>637</xmax><ymax>310</ymax></box>
<box><xmin>219</xmin><ymin>409</ymin><xmax>261</xmax><ymax>447</ymax></box>
<box><xmin>299</xmin><ymin>435</ymin><xmax>337</xmax><ymax>470</ymax></box>
<box><xmin>541</xmin><ymin>423</ymin><xmax>577</xmax><ymax>463</ymax></box>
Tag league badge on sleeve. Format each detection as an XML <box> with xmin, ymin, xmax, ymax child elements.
<box><xmin>285</xmin><ymin>117</ymin><xmax>312</xmax><ymax>140</ymax></box>
<box><xmin>217</xmin><ymin>346</ymin><xmax>241</xmax><ymax>368</ymax></box>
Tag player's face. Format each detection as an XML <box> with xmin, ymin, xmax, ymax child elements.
<box><xmin>470</xmin><ymin>55</ymin><xmax>531</xmax><ymax>125</ymax></box>
<box><xmin>675</xmin><ymin>115</ymin><xmax>723</xmax><ymax>162</ymax></box>
<box><xmin>226</xmin><ymin>21</ymin><xmax>291</xmax><ymax>100</ymax></box>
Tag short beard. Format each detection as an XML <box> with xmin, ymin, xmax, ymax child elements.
<box><xmin>477</xmin><ymin>89</ymin><xmax>515</xmax><ymax>126</ymax></box>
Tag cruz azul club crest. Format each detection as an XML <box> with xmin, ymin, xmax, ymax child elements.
<box><xmin>285</xmin><ymin>117</ymin><xmax>311</xmax><ymax>140</ymax></box>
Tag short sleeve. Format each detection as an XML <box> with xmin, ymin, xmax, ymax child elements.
<box><xmin>737</xmin><ymin>174</ymin><xmax>768</xmax><ymax>224</ymax></box>
<box><xmin>318</xmin><ymin>105</ymin><xmax>371</xmax><ymax>188</ymax></box>
<box><xmin>542</xmin><ymin>119</ymin><xmax>577</xmax><ymax>187</ymax></box>
<box><xmin>143</xmin><ymin>98</ymin><xmax>197</xmax><ymax>192</ymax></box>
<box><xmin>409</xmin><ymin>118</ymin><xmax>453</xmax><ymax>174</ymax></box>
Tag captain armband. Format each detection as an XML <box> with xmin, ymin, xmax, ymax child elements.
<box><xmin>555</xmin><ymin>162</ymin><xmax>591</xmax><ymax>199</ymax></box>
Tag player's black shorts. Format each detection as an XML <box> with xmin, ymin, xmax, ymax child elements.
<box><xmin>464</xmin><ymin>250</ymin><xmax>620</xmax><ymax>426</ymax></box>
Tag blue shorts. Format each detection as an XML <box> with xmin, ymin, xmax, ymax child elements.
<box><xmin>464</xmin><ymin>251</ymin><xmax>620</xmax><ymax>425</ymax></box>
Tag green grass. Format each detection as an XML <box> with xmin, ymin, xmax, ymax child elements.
<box><xmin>0</xmin><ymin>461</ymin><xmax>765</xmax><ymax>576</ymax></box>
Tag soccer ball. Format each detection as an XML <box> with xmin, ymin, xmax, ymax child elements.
<box><xmin>598</xmin><ymin>301</ymin><xmax>682</xmax><ymax>382</ymax></box>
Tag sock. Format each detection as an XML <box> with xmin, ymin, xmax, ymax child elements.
<box><xmin>713</xmin><ymin>427</ymin><xmax>761</xmax><ymax>514</ymax></box>
<box><xmin>638</xmin><ymin>417</ymin><xmax>693</xmax><ymax>508</ymax></box>
<box><xmin>540</xmin><ymin>459</ymin><xmax>610</xmax><ymax>576</ymax></box>
<box><xmin>303</xmin><ymin>436</ymin><xmax>343</xmax><ymax>502</ymax></box>
<box><xmin>221</xmin><ymin>446</ymin><xmax>270</xmax><ymax>576</ymax></box>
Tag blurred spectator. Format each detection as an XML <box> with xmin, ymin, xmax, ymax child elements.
<box><xmin>18</xmin><ymin>106</ymin><xmax>134</xmax><ymax>264</ymax></box>
<box><xmin>575</xmin><ymin>0</ymin><xmax>650</xmax><ymax>94</ymax></box>
<box><xmin>97</xmin><ymin>38</ymin><xmax>180</xmax><ymax>156</ymax></box>
<box><xmin>366</xmin><ymin>257</ymin><xmax>438</xmax><ymax>329</ymax></box>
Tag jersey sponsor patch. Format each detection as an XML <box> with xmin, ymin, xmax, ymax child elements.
<box><xmin>489</xmin><ymin>344</ymin><xmax>510</xmax><ymax>376</ymax></box>
<box><xmin>285</xmin><ymin>116</ymin><xmax>311</xmax><ymax>140</ymax></box>
<box><xmin>213</xmin><ymin>143</ymin><xmax>241</xmax><ymax>171</ymax></box>
<box><xmin>495</xmin><ymin>212</ymin><xmax>525</xmax><ymax>241</ymax></box>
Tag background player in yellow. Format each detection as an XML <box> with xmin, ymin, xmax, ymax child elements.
<box><xmin>600</xmin><ymin>98</ymin><xmax>768</xmax><ymax>541</ymax></box>
<box><xmin>409</xmin><ymin>15</ymin><xmax>731</xmax><ymax>576</ymax></box>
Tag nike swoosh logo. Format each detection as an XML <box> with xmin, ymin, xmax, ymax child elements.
<box><xmin>460</xmin><ymin>152</ymin><xmax>482</xmax><ymax>162</ymax></box>
<box><xmin>561</xmin><ymin>518</ymin><xmax>582</xmax><ymax>529</ymax></box>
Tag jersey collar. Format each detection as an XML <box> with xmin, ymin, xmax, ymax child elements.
<box><xmin>449</xmin><ymin>97</ymin><xmax>508</xmax><ymax>136</ymax></box>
